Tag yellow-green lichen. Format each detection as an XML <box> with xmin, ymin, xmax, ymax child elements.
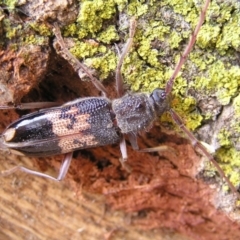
<box><xmin>168</xmin><ymin>31</ymin><xmax>183</xmax><ymax>49</ymax></box>
<box><xmin>121</xmin><ymin>51</ymin><xmax>166</xmax><ymax>92</ymax></box>
<box><xmin>63</xmin><ymin>23</ymin><xmax>78</xmax><ymax>37</ymax></box>
<box><xmin>164</xmin><ymin>0</ymin><xmax>194</xmax><ymax>16</ymax></box>
<box><xmin>3</xmin><ymin>19</ymin><xmax>22</xmax><ymax>39</ymax></box>
<box><xmin>63</xmin><ymin>0</ymin><xmax>127</xmax><ymax>39</ymax></box>
<box><xmin>133</xmin><ymin>22</ymin><xmax>170</xmax><ymax>66</ymax></box>
<box><xmin>2</xmin><ymin>14</ymin><xmax>49</xmax><ymax>48</ymax></box>
<box><xmin>196</xmin><ymin>24</ymin><xmax>221</xmax><ymax>49</ymax></box>
<box><xmin>216</xmin><ymin>147</ymin><xmax>240</xmax><ymax>188</ymax></box>
<box><xmin>70</xmin><ymin>40</ymin><xmax>101</xmax><ymax>59</ymax></box>
<box><xmin>29</xmin><ymin>23</ymin><xmax>52</xmax><ymax>37</ymax></box>
<box><xmin>137</xmin><ymin>39</ymin><xmax>160</xmax><ymax>67</ymax></box>
<box><xmin>5</xmin><ymin>25</ymin><xmax>17</xmax><ymax>39</ymax></box>
<box><xmin>76</xmin><ymin>0</ymin><xmax>116</xmax><ymax>34</ymax></box>
<box><xmin>194</xmin><ymin>61</ymin><xmax>240</xmax><ymax>105</ymax></box>
<box><xmin>216</xmin><ymin>11</ymin><xmax>240</xmax><ymax>54</ymax></box>
<box><xmin>97</xmin><ymin>25</ymin><xmax>119</xmax><ymax>44</ymax></box>
<box><xmin>164</xmin><ymin>0</ymin><xmax>200</xmax><ymax>26</ymax></box>
<box><xmin>85</xmin><ymin>50</ymin><xmax>117</xmax><ymax>79</ymax></box>
<box><xmin>127</xmin><ymin>1</ymin><xmax>149</xmax><ymax>17</ymax></box>
<box><xmin>1</xmin><ymin>0</ymin><xmax>18</xmax><ymax>8</ymax></box>
<box><xmin>45</xmin><ymin>0</ymin><xmax>240</xmax><ymax>197</ymax></box>
<box><xmin>189</xmin><ymin>51</ymin><xmax>216</xmax><ymax>70</ymax></box>
<box><xmin>21</xmin><ymin>34</ymin><xmax>46</xmax><ymax>46</ymax></box>
<box><xmin>218</xmin><ymin>129</ymin><xmax>232</xmax><ymax>147</ymax></box>
<box><xmin>169</xmin><ymin>95</ymin><xmax>203</xmax><ymax>130</ymax></box>
<box><xmin>233</xmin><ymin>94</ymin><xmax>240</xmax><ymax>116</ymax></box>
<box><xmin>114</xmin><ymin>0</ymin><xmax>128</xmax><ymax>12</ymax></box>
<box><xmin>208</xmin><ymin>90</ymin><xmax>240</xmax><ymax>191</ymax></box>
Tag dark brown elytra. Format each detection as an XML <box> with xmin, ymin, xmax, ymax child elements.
<box><xmin>0</xmin><ymin>0</ymin><xmax>239</xmax><ymax>200</ymax></box>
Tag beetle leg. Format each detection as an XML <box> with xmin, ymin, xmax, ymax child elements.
<box><xmin>127</xmin><ymin>132</ymin><xmax>176</xmax><ymax>153</ymax></box>
<box><xmin>136</xmin><ymin>146</ymin><xmax>175</xmax><ymax>153</ymax></box>
<box><xmin>0</xmin><ymin>152</ymin><xmax>73</xmax><ymax>181</ymax></box>
<box><xmin>165</xmin><ymin>0</ymin><xmax>210</xmax><ymax>95</ymax></box>
<box><xmin>55</xmin><ymin>152</ymin><xmax>73</xmax><ymax>180</ymax></box>
<box><xmin>127</xmin><ymin>132</ymin><xmax>139</xmax><ymax>150</ymax></box>
<box><xmin>119</xmin><ymin>136</ymin><xmax>132</xmax><ymax>172</ymax></box>
<box><xmin>119</xmin><ymin>136</ymin><xmax>128</xmax><ymax>160</ymax></box>
<box><xmin>52</xmin><ymin>24</ymin><xmax>107</xmax><ymax>96</ymax></box>
<box><xmin>0</xmin><ymin>102</ymin><xmax>61</xmax><ymax>110</ymax></box>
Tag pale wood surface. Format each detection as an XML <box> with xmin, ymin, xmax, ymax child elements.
<box><xmin>0</xmin><ymin>153</ymin><xmax>189</xmax><ymax>240</ymax></box>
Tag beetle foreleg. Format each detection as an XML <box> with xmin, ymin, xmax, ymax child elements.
<box><xmin>53</xmin><ymin>24</ymin><xmax>107</xmax><ymax>96</ymax></box>
<box><xmin>128</xmin><ymin>132</ymin><xmax>176</xmax><ymax>153</ymax></box>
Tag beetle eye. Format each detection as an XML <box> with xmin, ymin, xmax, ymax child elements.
<box><xmin>150</xmin><ymin>88</ymin><xmax>166</xmax><ymax>103</ymax></box>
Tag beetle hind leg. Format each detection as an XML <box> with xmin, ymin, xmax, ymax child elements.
<box><xmin>0</xmin><ymin>102</ymin><xmax>61</xmax><ymax>110</ymax></box>
<box><xmin>0</xmin><ymin>152</ymin><xmax>73</xmax><ymax>181</ymax></box>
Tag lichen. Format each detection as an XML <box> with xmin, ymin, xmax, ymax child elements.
<box><xmin>218</xmin><ymin>129</ymin><xmax>232</xmax><ymax>147</ymax></box>
<box><xmin>22</xmin><ymin>34</ymin><xmax>46</xmax><ymax>45</ymax></box>
<box><xmin>127</xmin><ymin>1</ymin><xmax>149</xmax><ymax>17</ymax></box>
<box><xmin>233</xmin><ymin>94</ymin><xmax>240</xmax><ymax>116</ymax></box>
<box><xmin>3</xmin><ymin>19</ymin><xmax>22</xmax><ymax>40</ymax></box>
<box><xmin>216</xmin><ymin>147</ymin><xmax>240</xmax><ymax>188</ymax></box>
<box><xmin>194</xmin><ymin>61</ymin><xmax>240</xmax><ymax>105</ymax></box>
<box><xmin>69</xmin><ymin>40</ymin><xmax>100</xmax><ymax>59</ymax></box>
<box><xmin>196</xmin><ymin>24</ymin><xmax>221</xmax><ymax>49</ymax></box>
<box><xmin>1</xmin><ymin>0</ymin><xmax>18</xmax><ymax>8</ymax></box>
<box><xmin>76</xmin><ymin>0</ymin><xmax>117</xmax><ymax>34</ymax></box>
<box><xmin>29</xmin><ymin>23</ymin><xmax>52</xmax><ymax>37</ymax></box>
<box><xmin>85</xmin><ymin>50</ymin><xmax>117</xmax><ymax>79</ymax></box>
<box><xmin>97</xmin><ymin>25</ymin><xmax>119</xmax><ymax>44</ymax></box>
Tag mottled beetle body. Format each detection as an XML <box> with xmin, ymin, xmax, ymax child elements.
<box><xmin>1</xmin><ymin>97</ymin><xmax>120</xmax><ymax>156</ymax></box>
<box><xmin>0</xmin><ymin>89</ymin><xmax>168</xmax><ymax>157</ymax></box>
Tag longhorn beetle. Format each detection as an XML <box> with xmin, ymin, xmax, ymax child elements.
<box><xmin>0</xmin><ymin>0</ymin><xmax>239</xmax><ymax>198</ymax></box>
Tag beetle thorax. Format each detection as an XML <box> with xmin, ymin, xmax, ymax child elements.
<box><xmin>112</xmin><ymin>89</ymin><xmax>169</xmax><ymax>134</ymax></box>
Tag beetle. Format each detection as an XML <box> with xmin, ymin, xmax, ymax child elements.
<box><xmin>0</xmin><ymin>0</ymin><xmax>239</xmax><ymax>198</ymax></box>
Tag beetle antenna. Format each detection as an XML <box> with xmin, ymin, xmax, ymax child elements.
<box><xmin>165</xmin><ymin>0</ymin><xmax>210</xmax><ymax>95</ymax></box>
<box><xmin>164</xmin><ymin>0</ymin><xmax>239</xmax><ymax>197</ymax></box>
<box><xmin>169</xmin><ymin>109</ymin><xmax>240</xmax><ymax>198</ymax></box>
